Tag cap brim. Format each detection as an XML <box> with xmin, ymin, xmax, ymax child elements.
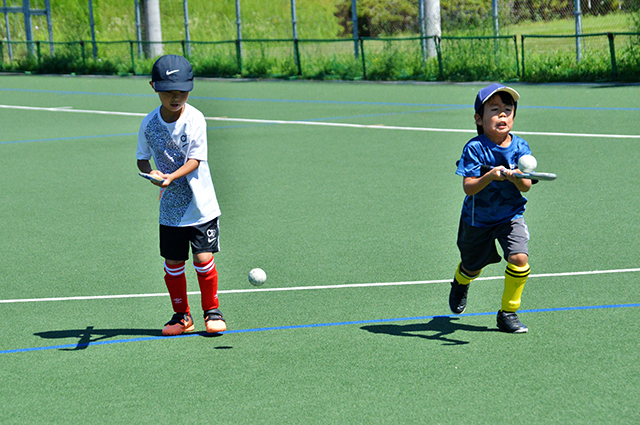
<box><xmin>487</xmin><ymin>86</ymin><xmax>520</xmax><ymax>103</ymax></box>
<box><xmin>474</xmin><ymin>85</ymin><xmax>520</xmax><ymax>113</ymax></box>
<box><xmin>153</xmin><ymin>80</ymin><xmax>194</xmax><ymax>92</ymax></box>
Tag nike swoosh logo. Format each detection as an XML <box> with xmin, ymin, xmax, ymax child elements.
<box><xmin>166</xmin><ymin>69</ymin><xmax>180</xmax><ymax>75</ymax></box>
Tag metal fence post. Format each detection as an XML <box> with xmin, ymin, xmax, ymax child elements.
<box><xmin>89</xmin><ymin>0</ymin><xmax>98</xmax><ymax>58</ymax></box>
<box><xmin>80</xmin><ymin>40</ymin><xmax>86</xmax><ymax>69</ymax></box>
<box><xmin>513</xmin><ymin>35</ymin><xmax>520</xmax><ymax>77</ymax></box>
<box><xmin>607</xmin><ymin>32</ymin><xmax>618</xmax><ymax>80</ymax></box>
<box><xmin>183</xmin><ymin>0</ymin><xmax>191</xmax><ymax>56</ymax></box>
<box><xmin>22</xmin><ymin>0</ymin><xmax>35</xmax><ymax>56</ymax></box>
<box><xmin>134</xmin><ymin>0</ymin><xmax>142</xmax><ymax>56</ymax></box>
<box><xmin>360</xmin><ymin>37</ymin><xmax>366</xmax><ymax>79</ymax></box>
<box><xmin>235</xmin><ymin>39</ymin><xmax>243</xmax><ymax>75</ymax></box>
<box><xmin>235</xmin><ymin>0</ymin><xmax>242</xmax><ymax>67</ymax></box>
<box><xmin>3</xmin><ymin>0</ymin><xmax>12</xmax><ymax>60</ymax></box>
<box><xmin>521</xmin><ymin>35</ymin><xmax>526</xmax><ymax>79</ymax></box>
<box><xmin>436</xmin><ymin>36</ymin><xmax>443</xmax><ymax>79</ymax></box>
<box><xmin>129</xmin><ymin>40</ymin><xmax>136</xmax><ymax>75</ymax></box>
<box><xmin>291</xmin><ymin>0</ymin><xmax>301</xmax><ymax>75</ymax></box>
<box><xmin>351</xmin><ymin>0</ymin><xmax>359</xmax><ymax>59</ymax></box>
<box><xmin>574</xmin><ymin>0</ymin><xmax>582</xmax><ymax>62</ymax></box>
<box><xmin>294</xmin><ymin>39</ymin><xmax>301</xmax><ymax>75</ymax></box>
<box><xmin>44</xmin><ymin>0</ymin><xmax>53</xmax><ymax>56</ymax></box>
<box><xmin>419</xmin><ymin>0</ymin><xmax>426</xmax><ymax>62</ymax></box>
<box><xmin>492</xmin><ymin>0</ymin><xmax>499</xmax><ymax>54</ymax></box>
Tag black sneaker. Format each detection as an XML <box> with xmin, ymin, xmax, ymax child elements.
<box><xmin>449</xmin><ymin>279</ymin><xmax>469</xmax><ymax>314</ymax></box>
<box><xmin>496</xmin><ymin>310</ymin><xmax>528</xmax><ymax>333</ymax></box>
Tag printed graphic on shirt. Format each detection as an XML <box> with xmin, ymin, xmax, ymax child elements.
<box><xmin>144</xmin><ymin>114</ymin><xmax>193</xmax><ymax>226</ymax></box>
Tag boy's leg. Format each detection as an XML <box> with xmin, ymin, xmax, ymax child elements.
<box><xmin>501</xmin><ymin>259</ymin><xmax>530</xmax><ymax>313</ymax></box>
<box><xmin>497</xmin><ymin>260</ymin><xmax>530</xmax><ymax>333</ymax></box>
<box><xmin>452</xmin><ymin>219</ymin><xmax>501</xmax><ymax>314</ymax></box>
<box><xmin>191</xmin><ymin>218</ymin><xmax>226</xmax><ymax>333</ymax></box>
<box><xmin>193</xmin><ymin>254</ymin><xmax>219</xmax><ymax>311</ymax></box>
<box><xmin>162</xmin><ymin>261</ymin><xmax>195</xmax><ymax>336</ymax></box>
<box><xmin>496</xmin><ymin>220</ymin><xmax>530</xmax><ymax>333</ymax></box>
<box><xmin>194</xmin><ymin>255</ymin><xmax>226</xmax><ymax>333</ymax></box>
<box><xmin>164</xmin><ymin>261</ymin><xmax>190</xmax><ymax>314</ymax></box>
<box><xmin>160</xmin><ymin>225</ymin><xmax>191</xmax><ymax>314</ymax></box>
<box><xmin>450</xmin><ymin>263</ymin><xmax>481</xmax><ymax>314</ymax></box>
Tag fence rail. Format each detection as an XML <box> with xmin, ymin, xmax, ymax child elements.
<box><xmin>520</xmin><ymin>32</ymin><xmax>639</xmax><ymax>82</ymax></box>
<box><xmin>1</xmin><ymin>32</ymin><xmax>638</xmax><ymax>82</ymax></box>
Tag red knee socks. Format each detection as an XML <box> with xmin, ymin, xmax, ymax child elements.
<box><xmin>193</xmin><ymin>257</ymin><xmax>219</xmax><ymax>311</ymax></box>
<box><xmin>164</xmin><ymin>261</ymin><xmax>190</xmax><ymax>314</ymax></box>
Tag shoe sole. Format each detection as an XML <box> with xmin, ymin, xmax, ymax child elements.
<box><xmin>499</xmin><ymin>328</ymin><xmax>528</xmax><ymax>334</ymax></box>
<box><xmin>450</xmin><ymin>306</ymin><xmax>466</xmax><ymax>314</ymax></box>
<box><xmin>162</xmin><ymin>322</ymin><xmax>195</xmax><ymax>336</ymax></box>
<box><xmin>205</xmin><ymin>319</ymin><xmax>226</xmax><ymax>333</ymax></box>
<box><xmin>497</xmin><ymin>324</ymin><xmax>528</xmax><ymax>333</ymax></box>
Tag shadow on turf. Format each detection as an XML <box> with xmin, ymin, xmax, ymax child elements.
<box><xmin>361</xmin><ymin>316</ymin><xmax>493</xmax><ymax>345</ymax></box>
<box><xmin>34</xmin><ymin>326</ymin><xmax>225</xmax><ymax>351</ymax></box>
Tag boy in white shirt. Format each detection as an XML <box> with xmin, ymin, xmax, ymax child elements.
<box><xmin>136</xmin><ymin>55</ymin><xmax>226</xmax><ymax>336</ymax></box>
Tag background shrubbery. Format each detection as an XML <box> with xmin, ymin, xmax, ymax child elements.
<box><xmin>0</xmin><ymin>0</ymin><xmax>639</xmax><ymax>82</ymax></box>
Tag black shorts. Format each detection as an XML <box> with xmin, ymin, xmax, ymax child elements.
<box><xmin>160</xmin><ymin>217</ymin><xmax>220</xmax><ymax>261</ymax></box>
<box><xmin>457</xmin><ymin>217</ymin><xmax>529</xmax><ymax>272</ymax></box>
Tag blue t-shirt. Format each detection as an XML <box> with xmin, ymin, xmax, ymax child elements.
<box><xmin>456</xmin><ymin>134</ymin><xmax>531</xmax><ymax>227</ymax></box>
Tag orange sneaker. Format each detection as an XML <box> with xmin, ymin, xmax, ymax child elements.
<box><xmin>162</xmin><ymin>312</ymin><xmax>195</xmax><ymax>336</ymax></box>
<box><xmin>204</xmin><ymin>309</ymin><xmax>226</xmax><ymax>333</ymax></box>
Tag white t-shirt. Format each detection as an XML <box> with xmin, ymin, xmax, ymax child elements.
<box><xmin>136</xmin><ymin>104</ymin><xmax>221</xmax><ymax>227</ymax></box>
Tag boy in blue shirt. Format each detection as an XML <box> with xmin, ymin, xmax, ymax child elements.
<box><xmin>450</xmin><ymin>83</ymin><xmax>533</xmax><ymax>333</ymax></box>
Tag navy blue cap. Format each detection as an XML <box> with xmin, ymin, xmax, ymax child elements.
<box><xmin>151</xmin><ymin>55</ymin><xmax>194</xmax><ymax>92</ymax></box>
<box><xmin>474</xmin><ymin>83</ymin><xmax>520</xmax><ymax>113</ymax></box>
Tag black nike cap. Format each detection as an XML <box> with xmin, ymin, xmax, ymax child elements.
<box><xmin>151</xmin><ymin>55</ymin><xmax>194</xmax><ymax>92</ymax></box>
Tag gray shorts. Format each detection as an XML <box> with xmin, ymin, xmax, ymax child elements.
<box><xmin>457</xmin><ymin>217</ymin><xmax>529</xmax><ymax>272</ymax></box>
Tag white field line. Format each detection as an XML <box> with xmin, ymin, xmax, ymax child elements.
<box><xmin>1</xmin><ymin>268</ymin><xmax>639</xmax><ymax>304</ymax></box>
<box><xmin>1</xmin><ymin>104</ymin><xmax>639</xmax><ymax>139</ymax></box>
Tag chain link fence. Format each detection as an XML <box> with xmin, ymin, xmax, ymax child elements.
<box><xmin>1</xmin><ymin>0</ymin><xmax>639</xmax><ymax>81</ymax></box>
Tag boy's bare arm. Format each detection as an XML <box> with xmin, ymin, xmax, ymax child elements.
<box><xmin>463</xmin><ymin>166</ymin><xmax>531</xmax><ymax>196</ymax></box>
<box><xmin>159</xmin><ymin>158</ymin><xmax>201</xmax><ymax>188</ymax></box>
<box><xmin>502</xmin><ymin>168</ymin><xmax>532</xmax><ymax>192</ymax></box>
<box><xmin>463</xmin><ymin>166</ymin><xmax>505</xmax><ymax>196</ymax></box>
<box><xmin>137</xmin><ymin>158</ymin><xmax>200</xmax><ymax>187</ymax></box>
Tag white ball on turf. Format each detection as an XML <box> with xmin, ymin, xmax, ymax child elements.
<box><xmin>248</xmin><ymin>268</ymin><xmax>267</xmax><ymax>286</ymax></box>
<box><xmin>518</xmin><ymin>155</ymin><xmax>537</xmax><ymax>173</ymax></box>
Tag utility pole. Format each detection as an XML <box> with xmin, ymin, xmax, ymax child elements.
<box><xmin>141</xmin><ymin>0</ymin><xmax>162</xmax><ymax>58</ymax></box>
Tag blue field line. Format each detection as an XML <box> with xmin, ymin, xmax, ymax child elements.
<box><xmin>1</xmin><ymin>303</ymin><xmax>638</xmax><ymax>355</ymax></box>
<box><xmin>2</xmin><ymin>87</ymin><xmax>639</xmax><ymax>112</ymax></box>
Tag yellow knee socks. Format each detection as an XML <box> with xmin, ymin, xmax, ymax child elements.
<box><xmin>501</xmin><ymin>263</ymin><xmax>530</xmax><ymax>312</ymax></box>
<box><xmin>455</xmin><ymin>262</ymin><xmax>480</xmax><ymax>285</ymax></box>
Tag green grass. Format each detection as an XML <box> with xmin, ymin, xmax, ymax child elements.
<box><xmin>503</xmin><ymin>12</ymin><xmax>634</xmax><ymax>36</ymax></box>
<box><xmin>2</xmin><ymin>0</ymin><xmax>638</xmax><ymax>82</ymax></box>
<box><xmin>0</xmin><ymin>77</ymin><xmax>639</xmax><ymax>423</ymax></box>
<box><xmin>2</xmin><ymin>0</ymin><xmax>342</xmax><ymax>42</ymax></box>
